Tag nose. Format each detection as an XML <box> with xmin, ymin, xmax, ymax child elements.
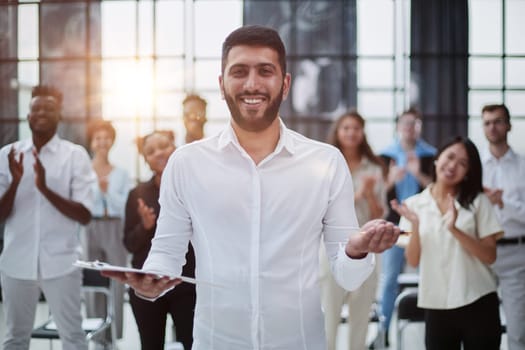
<box><xmin>243</xmin><ymin>70</ymin><xmax>260</xmax><ymax>92</ymax></box>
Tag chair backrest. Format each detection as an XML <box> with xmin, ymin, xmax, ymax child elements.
<box><xmin>396</xmin><ymin>288</ymin><xmax>424</xmax><ymax>322</ymax></box>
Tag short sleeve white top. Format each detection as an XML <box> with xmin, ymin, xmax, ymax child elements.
<box><xmin>399</xmin><ymin>187</ymin><xmax>502</xmax><ymax>309</ymax></box>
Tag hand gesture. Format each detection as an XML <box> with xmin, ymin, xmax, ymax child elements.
<box><xmin>8</xmin><ymin>146</ymin><xmax>24</xmax><ymax>184</ymax></box>
<box><xmin>32</xmin><ymin>149</ymin><xmax>48</xmax><ymax>193</ymax></box>
<box><xmin>443</xmin><ymin>193</ymin><xmax>458</xmax><ymax>231</ymax></box>
<box><xmin>101</xmin><ymin>270</ymin><xmax>181</xmax><ymax>299</ymax></box>
<box><xmin>390</xmin><ymin>199</ymin><xmax>419</xmax><ymax>226</ymax></box>
<box><xmin>406</xmin><ymin>152</ymin><xmax>421</xmax><ymax>177</ymax></box>
<box><xmin>483</xmin><ymin>187</ymin><xmax>503</xmax><ymax>209</ymax></box>
<box><xmin>388</xmin><ymin>160</ymin><xmax>406</xmax><ymax>185</ymax></box>
<box><xmin>345</xmin><ymin>219</ymin><xmax>401</xmax><ymax>258</ymax></box>
<box><xmin>137</xmin><ymin>198</ymin><xmax>157</xmax><ymax>230</ymax></box>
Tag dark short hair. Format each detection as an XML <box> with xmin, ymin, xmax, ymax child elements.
<box><xmin>31</xmin><ymin>85</ymin><xmax>63</xmax><ymax>107</ymax></box>
<box><xmin>432</xmin><ymin>136</ymin><xmax>483</xmax><ymax>209</ymax></box>
<box><xmin>395</xmin><ymin>107</ymin><xmax>422</xmax><ymax>124</ymax></box>
<box><xmin>86</xmin><ymin>119</ymin><xmax>116</xmax><ymax>145</ymax></box>
<box><xmin>482</xmin><ymin>104</ymin><xmax>510</xmax><ymax>124</ymax></box>
<box><xmin>183</xmin><ymin>94</ymin><xmax>207</xmax><ymax>108</ymax></box>
<box><xmin>137</xmin><ymin>130</ymin><xmax>175</xmax><ymax>155</ymax></box>
<box><xmin>221</xmin><ymin>25</ymin><xmax>287</xmax><ymax>76</ymax></box>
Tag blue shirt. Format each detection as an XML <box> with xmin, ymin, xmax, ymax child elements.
<box><xmin>91</xmin><ymin>167</ymin><xmax>130</xmax><ymax>218</ymax></box>
<box><xmin>381</xmin><ymin>139</ymin><xmax>436</xmax><ymax>201</ymax></box>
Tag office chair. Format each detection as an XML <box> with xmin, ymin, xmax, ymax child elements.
<box><xmin>31</xmin><ymin>269</ymin><xmax>116</xmax><ymax>349</ymax></box>
<box><xmin>394</xmin><ymin>288</ymin><xmax>424</xmax><ymax>350</ymax></box>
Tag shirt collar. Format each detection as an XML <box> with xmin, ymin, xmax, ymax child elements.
<box><xmin>20</xmin><ymin>134</ymin><xmax>61</xmax><ymax>153</ymax></box>
<box><xmin>482</xmin><ymin>146</ymin><xmax>516</xmax><ymax>164</ymax></box>
<box><xmin>217</xmin><ymin>118</ymin><xmax>296</xmax><ymax>156</ymax></box>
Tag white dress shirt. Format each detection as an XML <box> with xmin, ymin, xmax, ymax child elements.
<box><xmin>143</xmin><ymin>120</ymin><xmax>375</xmax><ymax>350</ymax></box>
<box><xmin>482</xmin><ymin>147</ymin><xmax>525</xmax><ymax>238</ymax></box>
<box><xmin>0</xmin><ymin>135</ymin><xmax>95</xmax><ymax>280</ymax></box>
<box><xmin>399</xmin><ymin>187</ymin><xmax>502</xmax><ymax>309</ymax></box>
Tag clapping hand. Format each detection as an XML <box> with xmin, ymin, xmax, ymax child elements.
<box><xmin>483</xmin><ymin>186</ymin><xmax>503</xmax><ymax>209</ymax></box>
<box><xmin>32</xmin><ymin>149</ymin><xmax>48</xmax><ymax>193</ymax></box>
<box><xmin>8</xmin><ymin>146</ymin><xmax>24</xmax><ymax>184</ymax></box>
<box><xmin>137</xmin><ymin>198</ymin><xmax>157</xmax><ymax>230</ymax></box>
<box><xmin>443</xmin><ymin>193</ymin><xmax>458</xmax><ymax>231</ymax></box>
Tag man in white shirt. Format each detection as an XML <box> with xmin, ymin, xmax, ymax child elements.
<box><xmin>481</xmin><ymin>104</ymin><xmax>525</xmax><ymax>350</ymax></box>
<box><xmin>105</xmin><ymin>25</ymin><xmax>400</xmax><ymax>350</ymax></box>
<box><xmin>0</xmin><ymin>85</ymin><xmax>95</xmax><ymax>350</ymax></box>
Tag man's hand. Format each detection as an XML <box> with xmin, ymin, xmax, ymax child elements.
<box><xmin>32</xmin><ymin>149</ymin><xmax>48</xmax><ymax>193</ymax></box>
<box><xmin>483</xmin><ymin>186</ymin><xmax>504</xmax><ymax>209</ymax></box>
<box><xmin>345</xmin><ymin>219</ymin><xmax>401</xmax><ymax>259</ymax></box>
<box><xmin>8</xmin><ymin>146</ymin><xmax>24</xmax><ymax>184</ymax></box>
<box><xmin>101</xmin><ymin>270</ymin><xmax>181</xmax><ymax>299</ymax></box>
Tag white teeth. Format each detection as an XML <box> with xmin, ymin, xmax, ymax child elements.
<box><xmin>244</xmin><ymin>98</ymin><xmax>262</xmax><ymax>104</ymax></box>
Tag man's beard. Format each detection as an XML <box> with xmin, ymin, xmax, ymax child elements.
<box><xmin>224</xmin><ymin>85</ymin><xmax>284</xmax><ymax>132</ymax></box>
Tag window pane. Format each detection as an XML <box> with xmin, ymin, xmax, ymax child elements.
<box><xmin>358</xmin><ymin>91</ymin><xmax>394</xmax><ymax>118</ymax></box>
<box><xmin>506</xmin><ymin>0</ymin><xmax>525</xmax><ymax>54</ymax></box>
<box><xmin>505</xmin><ymin>58</ymin><xmax>525</xmax><ymax>88</ymax></box>
<box><xmin>469</xmin><ymin>0</ymin><xmax>502</xmax><ymax>54</ymax></box>
<box><xmin>110</xmin><ymin>119</ymin><xmax>141</xmax><ymax>182</ymax></box>
<box><xmin>138</xmin><ymin>0</ymin><xmax>154</xmax><ymax>56</ymax></box>
<box><xmin>156</xmin><ymin>58</ymin><xmax>184</xmax><ymax>91</ymax></box>
<box><xmin>366</xmin><ymin>121</ymin><xmax>395</xmax><ymax>153</ymax></box>
<box><xmin>40</xmin><ymin>2</ymin><xmax>87</xmax><ymax>58</ymax></box>
<box><xmin>195</xmin><ymin>60</ymin><xmax>221</xmax><ymax>91</ymax></box>
<box><xmin>201</xmin><ymin>91</ymin><xmax>230</xmax><ymax>121</ymax></box>
<box><xmin>102</xmin><ymin>1</ymin><xmax>136</xmax><ymax>57</ymax></box>
<box><xmin>358</xmin><ymin>0</ymin><xmax>394</xmax><ymax>55</ymax></box>
<box><xmin>358</xmin><ymin>59</ymin><xmax>394</xmax><ymax>87</ymax></box>
<box><xmin>156</xmin><ymin>0</ymin><xmax>184</xmax><ymax>56</ymax></box>
<box><xmin>507</xmin><ymin>119</ymin><xmax>525</xmax><ymax>154</ymax></box>
<box><xmin>18</xmin><ymin>4</ymin><xmax>38</xmax><ymax>59</ymax></box>
<box><xmin>0</xmin><ymin>6</ymin><xmax>18</xmax><ymax>58</ymax></box>
<box><xmin>469</xmin><ymin>57</ymin><xmax>502</xmax><ymax>87</ymax></box>
<box><xmin>194</xmin><ymin>1</ymin><xmax>242</xmax><ymax>57</ymax></box>
<box><xmin>102</xmin><ymin>59</ymin><xmax>154</xmax><ymax>119</ymax></box>
<box><xmin>505</xmin><ymin>91</ymin><xmax>525</xmax><ymax>115</ymax></box>
<box><xmin>156</xmin><ymin>92</ymin><xmax>183</xmax><ymax>118</ymax></box>
<box><xmin>468</xmin><ymin>90</ymin><xmax>503</xmax><ymax>116</ymax></box>
<box><xmin>468</xmin><ymin>116</ymin><xmax>488</xmax><ymax>152</ymax></box>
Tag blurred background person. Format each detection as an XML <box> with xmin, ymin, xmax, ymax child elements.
<box><xmin>123</xmin><ymin>130</ymin><xmax>196</xmax><ymax>350</ymax></box>
<box><xmin>182</xmin><ymin>94</ymin><xmax>207</xmax><ymax>144</ymax></box>
<box><xmin>481</xmin><ymin>104</ymin><xmax>525</xmax><ymax>350</ymax></box>
<box><xmin>321</xmin><ymin>110</ymin><xmax>387</xmax><ymax>350</ymax></box>
<box><xmin>373</xmin><ymin>108</ymin><xmax>436</xmax><ymax>347</ymax></box>
<box><xmin>0</xmin><ymin>85</ymin><xmax>94</xmax><ymax>350</ymax></box>
<box><xmin>85</xmin><ymin>119</ymin><xmax>130</xmax><ymax>347</ymax></box>
<box><xmin>392</xmin><ymin>136</ymin><xmax>502</xmax><ymax>350</ymax></box>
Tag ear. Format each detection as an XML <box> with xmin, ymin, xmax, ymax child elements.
<box><xmin>281</xmin><ymin>73</ymin><xmax>292</xmax><ymax>101</ymax></box>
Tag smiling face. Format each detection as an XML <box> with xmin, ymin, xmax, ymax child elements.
<box><xmin>219</xmin><ymin>45</ymin><xmax>291</xmax><ymax>132</ymax></box>
<box><xmin>336</xmin><ymin>115</ymin><xmax>364</xmax><ymax>150</ymax></box>
<box><xmin>434</xmin><ymin>142</ymin><xmax>469</xmax><ymax>187</ymax></box>
<box><xmin>142</xmin><ymin>133</ymin><xmax>176</xmax><ymax>175</ymax></box>
<box><xmin>90</xmin><ymin>129</ymin><xmax>114</xmax><ymax>156</ymax></box>
<box><xmin>28</xmin><ymin>95</ymin><xmax>61</xmax><ymax>138</ymax></box>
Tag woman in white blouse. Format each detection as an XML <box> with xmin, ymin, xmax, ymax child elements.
<box><xmin>392</xmin><ymin>136</ymin><xmax>503</xmax><ymax>350</ymax></box>
<box><xmin>85</xmin><ymin>119</ymin><xmax>130</xmax><ymax>343</ymax></box>
<box><xmin>320</xmin><ymin>110</ymin><xmax>387</xmax><ymax>350</ymax></box>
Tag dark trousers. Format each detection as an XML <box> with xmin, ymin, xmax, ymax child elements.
<box><xmin>424</xmin><ymin>292</ymin><xmax>501</xmax><ymax>350</ymax></box>
<box><xmin>129</xmin><ymin>288</ymin><xmax>196</xmax><ymax>350</ymax></box>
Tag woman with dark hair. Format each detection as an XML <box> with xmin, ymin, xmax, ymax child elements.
<box><xmin>124</xmin><ymin>131</ymin><xmax>195</xmax><ymax>350</ymax></box>
<box><xmin>321</xmin><ymin>110</ymin><xmax>387</xmax><ymax>350</ymax></box>
<box><xmin>392</xmin><ymin>136</ymin><xmax>503</xmax><ymax>350</ymax></box>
